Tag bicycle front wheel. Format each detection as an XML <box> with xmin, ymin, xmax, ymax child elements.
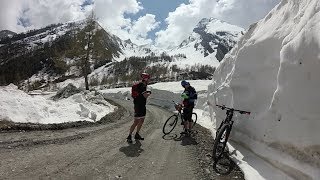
<box><xmin>212</xmin><ymin>124</ymin><xmax>230</xmax><ymax>160</ymax></box>
<box><xmin>163</xmin><ymin>114</ymin><xmax>178</xmax><ymax>135</ymax></box>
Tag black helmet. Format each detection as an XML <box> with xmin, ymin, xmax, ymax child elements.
<box><xmin>181</xmin><ymin>80</ymin><xmax>189</xmax><ymax>87</ymax></box>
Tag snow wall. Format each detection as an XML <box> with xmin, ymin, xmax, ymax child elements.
<box><xmin>208</xmin><ymin>0</ymin><xmax>320</xmax><ymax>179</ymax></box>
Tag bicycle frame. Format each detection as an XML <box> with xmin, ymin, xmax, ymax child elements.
<box><xmin>215</xmin><ymin>105</ymin><xmax>250</xmax><ymax>135</ymax></box>
<box><xmin>172</xmin><ymin>100</ymin><xmax>193</xmax><ymax>127</ymax></box>
<box><xmin>173</xmin><ymin>102</ymin><xmax>186</xmax><ymax>125</ymax></box>
<box><xmin>216</xmin><ymin>109</ymin><xmax>234</xmax><ymax>134</ymax></box>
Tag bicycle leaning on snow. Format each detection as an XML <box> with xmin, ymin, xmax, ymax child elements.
<box><xmin>162</xmin><ymin>101</ymin><xmax>197</xmax><ymax>136</ymax></box>
<box><xmin>212</xmin><ymin>104</ymin><xmax>250</xmax><ymax>174</ymax></box>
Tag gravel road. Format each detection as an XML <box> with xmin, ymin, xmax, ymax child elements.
<box><xmin>0</xmin><ymin>98</ymin><xmax>244</xmax><ymax>180</ymax></box>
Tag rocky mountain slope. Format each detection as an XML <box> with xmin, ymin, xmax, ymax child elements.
<box><xmin>0</xmin><ymin>30</ymin><xmax>17</xmax><ymax>40</ymax></box>
<box><xmin>0</xmin><ymin>20</ymin><xmax>121</xmax><ymax>87</ymax></box>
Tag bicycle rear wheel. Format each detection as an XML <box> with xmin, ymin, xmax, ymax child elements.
<box><xmin>191</xmin><ymin>113</ymin><xmax>197</xmax><ymax>129</ymax></box>
<box><xmin>163</xmin><ymin>114</ymin><xmax>178</xmax><ymax>135</ymax></box>
<box><xmin>212</xmin><ymin>124</ymin><xmax>230</xmax><ymax>160</ymax></box>
<box><xmin>213</xmin><ymin>153</ymin><xmax>234</xmax><ymax>175</ymax></box>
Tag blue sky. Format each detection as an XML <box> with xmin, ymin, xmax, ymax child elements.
<box><xmin>125</xmin><ymin>0</ymin><xmax>189</xmax><ymax>40</ymax></box>
<box><xmin>81</xmin><ymin>0</ymin><xmax>94</xmax><ymax>9</ymax></box>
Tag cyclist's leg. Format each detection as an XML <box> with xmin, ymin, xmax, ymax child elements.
<box><xmin>184</xmin><ymin>106</ymin><xmax>194</xmax><ymax>134</ymax></box>
<box><xmin>136</xmin><ymin>117</ymin><xmax>145</xmax><ymax>134</ymax></box>
<box><xmin>183</xmin><ymin>107</ymin><xmax>192</xmax><ymax>132</ymax></box>
<box><xmin>129</xmin><ymin>105</ymin><xmax>143</xmax><ymax>135</ymax></box>
<box><xmin>129</xmin><ymin>119</ymin><xmax>139</xmax><ymax>134</ymax></box>
<box><xmin>188</xmin><ymin>107</ymin><xmax>194</xmax><ymax>130</ymax></box>
<box><xmin>135</xmin><ymin>106</ymin><xmax>146</xmax><ymax>140</ymax></box>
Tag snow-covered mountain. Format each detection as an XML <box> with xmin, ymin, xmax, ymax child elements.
<box><xmin>116</xmin><ymin>18</ymin><xmax>244</xmax><ymax>68</ymax></box>
<box><xmin>114</xmin><ymin>38</ymin><xmax>164</xmax><ymax>62</ymax></box>
<box><xmin>208</xmin><ymin>0</ymin><xmax>320</xmax><ymax>179</ymax></box>
<box><xmin>0</xmin><ymin>17</ymin><xmax>243</xmax><ymax>89</ymax></box>
<box><xmin>168</xmin><ymin>18</ymin><xmax>244</xmax><ymax>65</ymax></box>
<box><xmin>0</xmin><ymin>30</ymin><xmax>16</xmax><ymax>40</ymax></box>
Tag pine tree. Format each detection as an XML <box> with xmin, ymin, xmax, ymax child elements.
<box><xmin>82</xmin><ymin>11</ymin><xmax>96</xmax><ymax>90</ymax></box>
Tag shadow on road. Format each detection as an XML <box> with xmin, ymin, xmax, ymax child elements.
<box><xmin>180</xmin><ymin>136</ymin><xmax>198</xmax><ymax>146</ymax></box>
<box><xmin>119</xmin><ymin>140</ymin><xmax>144</xmax><ymax>157</ymax></box>
<box><xmin>162</xmin><ymin>134</ymin><xmax>178</xmax><ymax>140</ymax></box>
<box><xmin>162</xmin><ymin>133</ymin><xmax>198</xmax><ymax>146</ymax></box>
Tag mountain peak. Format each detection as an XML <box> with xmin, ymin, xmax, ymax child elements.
<box><xmin>124</xmin><ymin>39</ymin><xmax>133</xmax><ymax>44</ymax></box>
<box><xmin>195</xmin><ymin>18</ymin><xmax>244</xmax><ymax>34</ymax></box>
<box><xmin>196</xmin><ymin>18</ymin><xmax>221</xmax><ymax>28</ymax></box>
<box><xmin>174</xmin><ymin>17</ymin><xmax>245</xmax><ymax>62</ymax></box>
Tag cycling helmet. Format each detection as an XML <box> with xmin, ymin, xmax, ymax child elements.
<box><xmin>181</xmin><ymin>80</ymin><xmax>189</xmax><ymax>87</ymax></box>
<box><xmin>141</xmin><ymin>73</ymin><xmax>151</xmax><ymax>81</ymax></box>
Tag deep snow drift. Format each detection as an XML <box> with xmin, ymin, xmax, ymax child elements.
<box><xmin>0</xmin><ymin>84</ymin><xmax>116</xmax><ymax>124</ymax></box>
<box><xmin>208</xmin><ymin>0</ymin><xmax>320</xmax><ymax>179</ymax></box>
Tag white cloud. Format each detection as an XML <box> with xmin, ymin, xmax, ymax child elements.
<box><xmin>24</xmin><ymin>0</ymin><xmax>92</xmax><ymax>29</ymax></box>
<box><xmin>94</xmin><ymin>0</ymin><xmax>160</xmax><ymax>45</ymax></box>
<box><xmin>94</xmin><ymin>0</ymin><xmax>142</xmax><ymax>31</ymax></box>
<box><xmin>0</xmin><ymin>0</ymin><xmax>26</xmax><ymax>32</ymax></box>
<box><xmin>155</xmin><ymin>0</ymin><xmax>280</xmax><ymax>48</ymax></box>
<box><xmin>0</xmin><ymin>0</ymin><xmax>92</xmax><ymax>32</ymax></box>
<box><xmin>130</xmin><ymin>14</ymin><xmax>160</xmax><ymax>38</ymax></box>
<box><xmin>0</xmin><ymin>0</ymin><xmax>159</xmax><ymax>46</ymax></box>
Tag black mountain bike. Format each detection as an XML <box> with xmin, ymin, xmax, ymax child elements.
<box><xmin>162</xmin><ymin>101</ymin><xmax>197</xmax><ymax>135</ymax></box>
<box><xmin>212</xmin><ymin>105</ymin><xmax>250</xmax><ymax>174</ymax></box>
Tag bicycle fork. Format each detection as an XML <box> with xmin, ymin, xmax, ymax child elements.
<box><xmin>222</xmin><ymin>121</ymin><xmax>234</xmax><ymax>144</ymax></box>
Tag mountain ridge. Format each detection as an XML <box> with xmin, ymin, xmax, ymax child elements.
<box><xmin>0</xmin><ymin>30</ymin><xmax>17</xmax><ymax>40</ymax></box>
<box><xmin>0</xmin><ymin>17</ymin><xmax>243</xmax><ymax>89</ymax></box>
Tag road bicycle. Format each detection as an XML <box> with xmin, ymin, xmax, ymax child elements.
<box><xmin>212</xmin><ymin>104</ymin><xmax>250</xmax><ymax>174</ymax></box>
<box><xmin>162</xmin><ymin>101</ymin><xmax>197</xmax><ymax>136</ymax></box>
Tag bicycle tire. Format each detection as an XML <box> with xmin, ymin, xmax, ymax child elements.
<box><xmin>212</xmin><ymin>124</ymin><xmax>230</xmax><ymax>160</ymax></box>
<box><xmin>191</xmin><ymin>113</ymin><xmax>197</xmax><ymax>128</ymax></box>
<box><xmin>163</xmin><ymin>114</ymin><xmax>178</xmax><ymax>135</ymax></box>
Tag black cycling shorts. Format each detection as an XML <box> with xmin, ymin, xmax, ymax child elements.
<box><xmin>134</xmin><ymin>105</ymin><xmax>146</xmax><ymax>118</ymax></box>
<box><xmin>183</xmin><ymin>106</ymin><xmax>194</xmax><ymax>122</ymax></box>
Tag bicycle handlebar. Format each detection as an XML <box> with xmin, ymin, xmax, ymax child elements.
<box><xmin>216</xmin><ymin>104</ymin><xmax>251</xmax><ymax>115</ymax></box>
<box><xmin>172</xmin><ymin>100</ymin><xmax>182</xmax><ymax>106</ymax></box>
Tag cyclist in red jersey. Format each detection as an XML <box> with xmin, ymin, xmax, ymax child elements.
<box><xmin>126</xmin><ymin>73</ymin><xmax>151</xmax><ymax>143</ymax></box>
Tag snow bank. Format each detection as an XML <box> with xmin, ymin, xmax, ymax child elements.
<box><xmin>208</xmin><ymin>0</ymin><xmax>320</xmax><ymax>179</ymax></box>
<box><xmin>0</xmin><ymin>84</ymin><xmax>116</xmax><ymax>124</ymax></box>
<box><xmin>149</xmin><ymin>80</ymin><xmax>212</xmax><ymax>93</ymax></box>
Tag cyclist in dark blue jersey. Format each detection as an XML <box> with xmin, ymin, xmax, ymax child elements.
<box><xmin>180</xmin><ymin>80</ymin><xmax>197</xmax><ymax>135</ymax></box>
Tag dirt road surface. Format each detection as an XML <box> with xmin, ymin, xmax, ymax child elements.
<box><xmin>0</xmin><ymin>98</ymin><xmax>244</xmax><ymax>180</ymax></box>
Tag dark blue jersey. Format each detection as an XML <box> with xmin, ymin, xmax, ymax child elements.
<box><xmin>182</xmin><ymin>86</ymin><xmax>197</xmax><ymax>107</ymax></box>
